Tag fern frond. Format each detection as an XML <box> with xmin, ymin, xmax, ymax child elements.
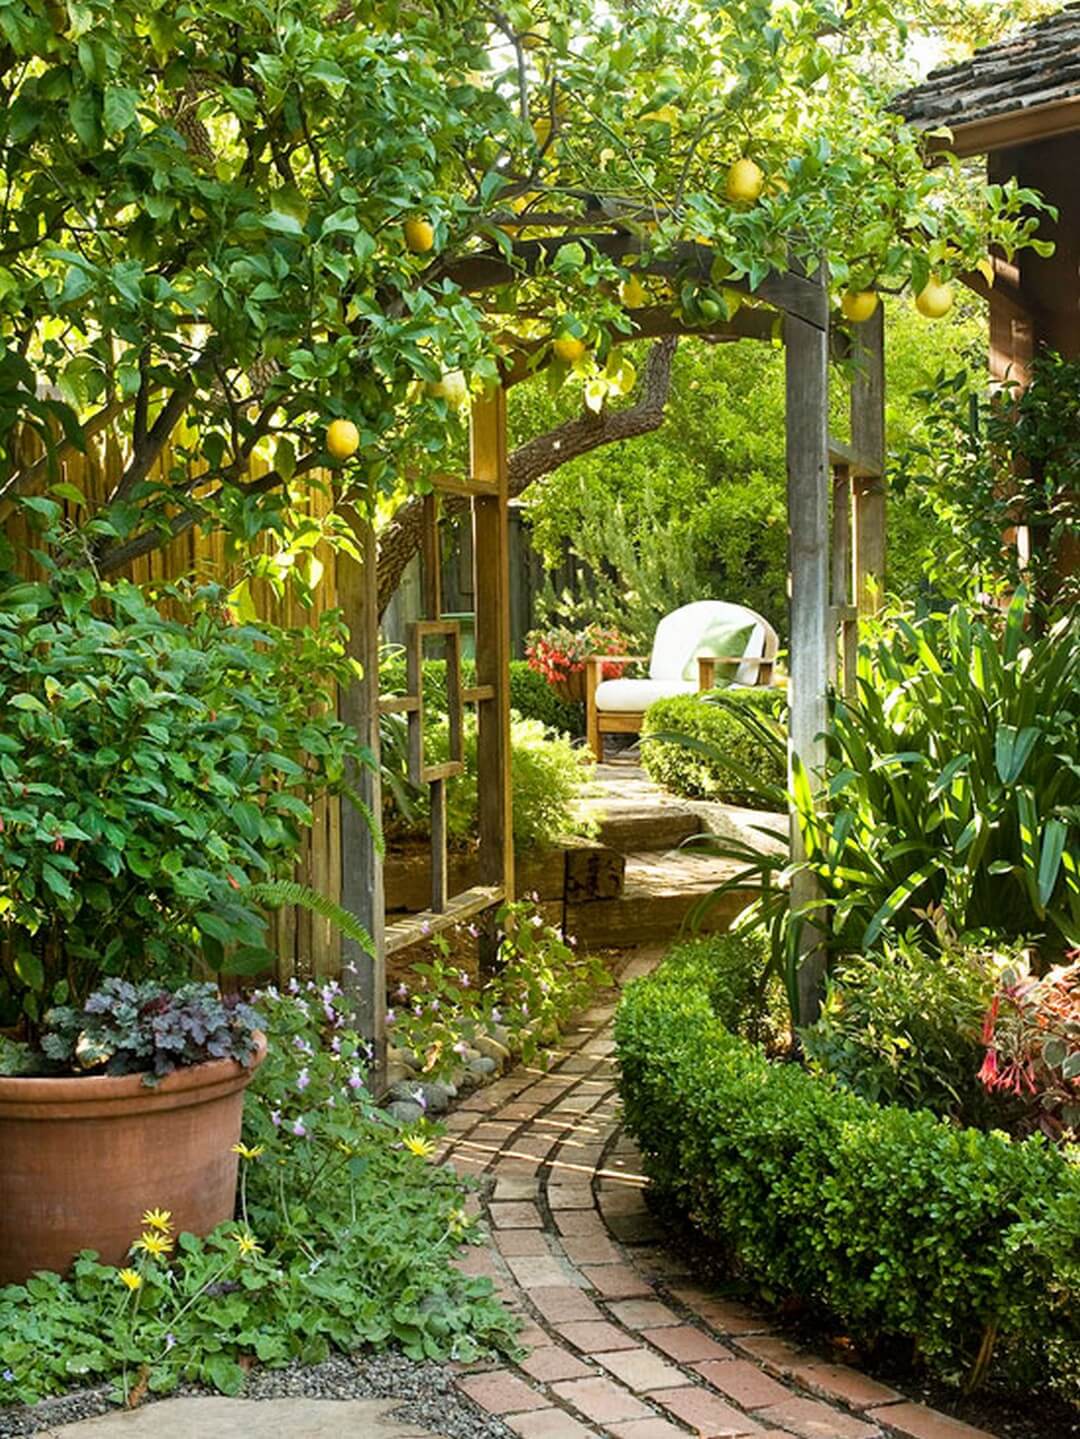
<box><xmin>340</xmin><ymin>782</ymin><xmax>386</xmax><ymax>860</ymax></box>
<box><xmin>249</xmin><ymin>881</ymin><xmax>374</xmax><ymax>957</ymax></box>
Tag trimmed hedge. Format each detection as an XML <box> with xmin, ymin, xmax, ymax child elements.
<box><xmin>640</xmin><ymin>687</ymin><xmax>784</xmax><ymax>807</ymax></box>
<box><xmin>381</xmin><ymin>655</ymin><xmax>584</xmax><ymax>737</ymax></box>
<box><xmin>615</xmin><ymin>943</ymin><xmax>1080</xmax><ymax>1399</ymax></box>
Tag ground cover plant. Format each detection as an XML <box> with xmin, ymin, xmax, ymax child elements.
<box><xmin>387</xmin><ymin>900</ymin><xmax>609</xmax><ymax>1081</ymax></box>
<box><xmin>641</xmin><ymin>687</ymin><xmax>786</xmax><ymax>807</ymax></box>
<box><xmin>0</xmin><ymin>979</ymin><xmax>516</xmax><ymax>1408</ymax></box>
<box><xmin>616</xmin><ymin>941</ymin><xmax>1080</xmax><ymax>1401</ymax></box>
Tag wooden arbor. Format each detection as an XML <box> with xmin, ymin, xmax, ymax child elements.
<box><xmin>335</xmin><ymin>242</ymin><xmax>888</xmax><ymax>1080</ymax></box>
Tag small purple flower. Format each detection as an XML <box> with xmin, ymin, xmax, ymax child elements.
<box><xmin>296</xmin><ymin>1067</ymin><xmax>310</xmax><ymax>1092</ymax></box>
<box><xmin>331</xmin><ymin>1035</ymin><xmax>342</xmax><ymax>1054</ymax></box>
<box><xmin>421</xmin><ymin>921</ymin><xmax>432</xmax><ymax>937</ymax></box>
<box><xmin>343</xmin><ymin>961</ymin><xmax>357</xmax><ymax>974</ymax></box>
<box><xmin>490</xmin><ymin>1007</ymin><xmax>502</xmax><ymax>1024</ymax></box>
<box><xmin>326</xmin><ymin>1094</ymin><xmax>335</xmax><ymax>1107</ymax></box>
<box><xmin>292</xmin><ymin>1119</ymin><xmax>306</xmax><ymax>1137</ymax></box>
<box><xmin>467</xmin><ymin>923</ymin><xmax>479</xmax><ymax>938</ymax></box>
<box><xmin>529</xmin><ymin>890</ymin><xmax>540</xmax><ymax>903</ymax></box>
<box><xmin>348</xmin><ymin>1070</ymin><xmax>363</xmax><ymax>1090</ymax></box>
<box><xmin>2</xmin><ymin>1370</ymin><xmax>14</xmax><ymax>1383</ymax></box>
<box><xmin>458</xmin><ymin>970</ymin><xmax>470</xmax><ymax>988</ymax></box>
<box><xmin>288</xmin><ymin>978</ymin><xmax>300</xmax><ymax>994</ymax></box>
<box><xmin>568</xmin><ymin>934</ymin><xmax>578</xmax><ymax>948</ymax></box>
<box><xmin>453</xmin><ymin>1040</ymin><xmax>469</xmax><ymax>1058</ymax></box>
<box><xmin>429</xmin><ymin>998</ymin><xmax>440</xmax><ymax>1012</ymax></box>
<box><xmin>396</xmin><ymin>982</ymin><xmax>409</xmax><ymax>1000</ymax></box>
<box><xmin>270</xmin><ymin>1109</ymin><xmax>282</xmax><ymax>1128</ymax></box>
<box><xmin>386</xmin><ymin>1007</ymin><xmax>396</xmax><ymax>1025</ymax></box>
<box><xmin>530</xmin><ymin>914</ymin><xmax>544</xmax><ymax>928</ymax></box>
<box><xmin>164</xmin><ymin>1333</ymin><xmax>176</xmax><ymax>1353</ymax></box>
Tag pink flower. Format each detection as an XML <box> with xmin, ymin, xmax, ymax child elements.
<box><xmin>978</xmin><ymin>1049</ymin><xmax>999</xmax><ymax>1090</ymax></box>
<box><xmin>292</xmin><ymin>1119</ymin><xmax>306</xmax><ymax>1137</ymax></box>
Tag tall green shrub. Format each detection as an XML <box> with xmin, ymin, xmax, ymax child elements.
<box><xmin>641</xmin><ymin>688</ymin><xmax>785</xmax><ymax>807</ymax></box>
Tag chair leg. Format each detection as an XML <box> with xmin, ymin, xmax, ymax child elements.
<box><xmin>585</xmin><ymin>660</ymin><xmax>603</xmax><ymax>761</ymax></box>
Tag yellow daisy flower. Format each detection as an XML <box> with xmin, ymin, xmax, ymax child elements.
<box><xmin>141</xmin><ymin>1208</ymin><xmax>173</xmax><ymax>1233</ymax></box>
<box><xmin>118</xmin><ymin>1268</ymin><xmax>142</xmax><ymax>1291</ymax></box>
<box><xmin>231</xmin><ymin>1143</ymin><xmax>265</xmax><ymax>1161</ymax></box>
<box><xmin>401</xmin><ymin>1132</ymin><xmax>436</xmax><ymax>1159</ymax></box>
<box><xmin>232</xmin><ymin>1230</ymin><xmax>262</xmax><ymax>1259</ymax></box>
<box><xmin>133</xmin><ymin>1230</ymin><xmax>174</xmax><ymax>1258</ymax></box>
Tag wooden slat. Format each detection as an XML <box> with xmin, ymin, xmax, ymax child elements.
<box><xmin>925</xmin><ymin>96</ymin><xmax>1080</xmax><ymax>159</ymax></box>
<box><xmin>462</xmin><ymin>683</ymin><xmax>495</xmax><ymax>704</ymax></box>
<box><xmin>377</xmin><ymin>695</ymin><xmax>420</xmax><ymax>715</ymax></box>
<box><xmin>419</xmin><ymin>759</ymin><xmax>466</xmax><ymax>783</ymax></box>
<box><xmin>428</xmin><ymin>470</ymin><xmax>499</xmax><ymax>497</ymax></box>
<box><xmin>430</xmin><ymin>777</ymin><xmax>448</xmax><ymax>913</ymax></box>
<box><xmin>827</xmin><ymin>437</ymin><xmax>879</xmax><ymax>478</ymax></box>
<box><xmin>384</xmin><ymin>885</ymin><xmax>505</xmax><ymax>956</ymax></box>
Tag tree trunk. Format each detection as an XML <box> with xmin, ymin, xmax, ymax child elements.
<box><xmin>376</xmin><ymin>337</ymin><xmax>677</xmax><ymax>614</ymax></box>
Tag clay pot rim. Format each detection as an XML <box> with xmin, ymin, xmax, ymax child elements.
<box><xmin>0</xmin><ymin>1029</ymin><xmax>267</xmax><ymax>1103</ymax></box>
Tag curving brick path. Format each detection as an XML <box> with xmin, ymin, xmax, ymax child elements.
<box><xmin>441</xmin><ymin>962</ymin><xmax>1000</xmax><ymax>1439</ymax></box>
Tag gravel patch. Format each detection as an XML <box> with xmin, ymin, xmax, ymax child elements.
<box><xmin>0</xmin><ymin>1351</ymin><xmax>513</xmax><ymax>1439</ymax></box>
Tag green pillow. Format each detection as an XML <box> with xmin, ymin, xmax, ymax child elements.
<box><xmin>681</xmin><ymin>621</ymin><xmax>754</xmax><ymax>683</ymax></box>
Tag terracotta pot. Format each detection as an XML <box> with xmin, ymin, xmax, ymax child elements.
<box><xmin>551</xmin><ymin>671</ymin><xmax>585</xmax><ymax>704</ymax></box>
<box><xmin>0</xmin><ymin>1033</ymin><xmax>266</xmax><ymax>1284</ymax></box>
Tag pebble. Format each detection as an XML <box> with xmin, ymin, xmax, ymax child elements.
<box><xmin>385</xmin><ymin>1099</ymin><xmax>424</xmax><ymax>1124</ymax></box>
<box><xmin>467</xmin><ymin>1056</ymin><xmax>497</xmax><ymax>1077</ymax></box>
<box><xmin>472</xmin><ymin>1034</ymin><xmax>510</xmax><ymax>1066</ymax></box>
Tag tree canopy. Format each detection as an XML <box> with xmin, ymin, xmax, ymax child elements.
<box><xmin>0</xmin><ymin>0</ymin><xmax>1053</xmax><ymax>577</ymax></box>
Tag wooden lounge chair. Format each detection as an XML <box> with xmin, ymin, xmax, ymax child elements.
<box><xmin>584</xmin><ymin>600</ymin><xmax>779</xmax><ymax>761</ymax></box>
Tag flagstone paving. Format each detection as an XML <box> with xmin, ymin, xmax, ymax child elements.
<box><xmin>443</xmin><ymin>958</ymin><xmax>1001</xmax><ymax>1439</ymax></box>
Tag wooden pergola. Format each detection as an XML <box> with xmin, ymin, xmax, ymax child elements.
<box><xmin>334</xmin><ymin>238</ymin><xmax>887</xmax><ymax>1080</ymax></box>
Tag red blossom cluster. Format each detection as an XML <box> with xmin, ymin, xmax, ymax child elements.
<box><xmin>979</xmin><ymin>954</ymin><xmax>1080</xmax><ymax>1140</ymax></box>
<box><xmin>525</xmin><ymin>623</ymin><xmax>629</xmax><ymax>685</ymax></box>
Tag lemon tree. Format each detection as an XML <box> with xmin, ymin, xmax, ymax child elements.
<box><xmin>0</xmin><ymin>0</ymin><xmax>1052</xmax><ymax>572</ymax></box>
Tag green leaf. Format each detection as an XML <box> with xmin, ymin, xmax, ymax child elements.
<box><xmin>1037</xmin><ymin>818</ymin><xmax>1067</xmax><ymax>910</ymax></box>
<box><xmin>103</xmin><ymin>87</ymin><xmax>139</xmax><ymax>135</ymax></box>
<box><xmin>14</xmin><ymin>951</ymin><xmax>44</xmax><ymax>991</ymax></box>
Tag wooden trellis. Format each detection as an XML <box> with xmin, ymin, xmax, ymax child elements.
<box><xmin>337</xmin><ymin>390</ymin><xmax>513</xmax><ymax>1085</ymax></box>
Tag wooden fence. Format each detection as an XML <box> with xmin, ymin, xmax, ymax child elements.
<box><xmin>1</xmin><ymin>426</ymin><xmax>345</xmax><ymax>981</ymax></box>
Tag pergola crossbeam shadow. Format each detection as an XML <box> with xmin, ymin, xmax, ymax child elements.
<box><xmin>337</xmin><ymin>232</ymin><xmax>886</xmax><ymax>1088</ymax></box>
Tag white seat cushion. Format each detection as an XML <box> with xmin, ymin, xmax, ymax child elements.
<box><xmin>594</xmin><ymin>677</ymin><xmax>699</xmax><ymax>714</ymax></box>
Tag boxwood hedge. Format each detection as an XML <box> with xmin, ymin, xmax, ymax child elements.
<box><xmin>615</xmin><ymin>942</ymin><xmax>1080</xmax><ymax>1400</ymax></box>
<box><xmin>640</xmin><ymin>687</ymin><xmax>784</xmax><ymax>806</ymax></box>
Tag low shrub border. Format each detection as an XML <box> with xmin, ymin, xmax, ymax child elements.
<box><xmin>640</xmin><ymin>687</ymin><xmax>784</xmax><ymax>806</ymax></box>
<box><xmin>614</xmin><ymin>942</ymin><xmax>1080</xmax><ymax>1401</ymax></box>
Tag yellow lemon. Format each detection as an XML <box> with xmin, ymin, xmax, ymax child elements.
<box><xmin>619</xmin><ymin>275</ymin><xmax>647</xmax><ymax>309</ymax></box>
<box><xmin>533</xmin><ymin>116</ymin><xmax>552</xmax><ymax>148</ymax></box>
<box><xmin>840</xmin><ymin>290</ymin><xmax>879</xmax><ymax>324</ymax></box>
<box><xmin>915</xmin><ymin>277</ymin><xmax>954</xmax><ymax>319</ymax></box>
<box><xmin>426</xmin><ymin>369</ymin><xmax>469</xmax><ymax>406</ymax></box>
<box><xmin>326</xmin><ymin>418</ymin><xmax>360</xmax><ymax>461</ymax></box>
<box><xmin>726</xmin><ymin>157</ymin><xmax>764</xmax><ymax>204</ymax></box>
<box><xmin>403</xmin><ymin>217</ymin><xmax>435</xmax><ymax>254</ymax></box>
<box><xmin>552</xmin><ymin>334</ymin><xmax>586</xmax><ymax>364</ymax></box>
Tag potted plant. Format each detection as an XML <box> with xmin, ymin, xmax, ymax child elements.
<box><xmin>0</xmin><ymin>519</ymin><xmax>373</xmax><ymax>1282</ymax></box>
<box><xmin>525</xmin><ymin>622</ymin><xmax>628</xmax><ymax>704</ymax></box>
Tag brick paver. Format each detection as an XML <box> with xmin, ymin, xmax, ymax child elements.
<box><xmin>442</xmin><ymin>961</ymin><xmax>1005</xmax><ymax>1439</ymax></box>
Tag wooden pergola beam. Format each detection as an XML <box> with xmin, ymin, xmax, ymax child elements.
<box><xmin>442</xmin><ymin>234</ymin><xmax>826</xmax><ymax>329</ymax></box>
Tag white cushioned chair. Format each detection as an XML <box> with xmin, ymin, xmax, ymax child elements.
<box><xmin>585</xmin><ymin>600</ymin><xmax>779</xmax><ymax>760</ymax></box>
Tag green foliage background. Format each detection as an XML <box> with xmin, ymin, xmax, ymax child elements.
<box><xmin>513</xmin><ymin>296</ymin><xmax>985</xmax><ymax>646</ymax></box>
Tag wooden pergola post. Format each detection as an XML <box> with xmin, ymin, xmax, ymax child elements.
<box><xmin>784</xmin><ymin>278</ymin><xmax>831</xmax><ymax>1026</ymax></box>
<box><xmin>472</xmin><ymin>385</ymin><xmax>515</xmax><ymax>906</ymax></box>
<box><xmin>851</xmin><ymin>304</ymin><xmax>886</xmax><ymax>616</ymax></box>
<box><xmin>337</xmin><ymin>507</ymin><xmax>387</xmax><ymax>1090</ymax></box>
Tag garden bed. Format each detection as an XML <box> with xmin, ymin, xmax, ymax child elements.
<box><xmin>614</xmin><ymin>942</ymin><xmax>1080</xmax><ymax>1408</ymax></box>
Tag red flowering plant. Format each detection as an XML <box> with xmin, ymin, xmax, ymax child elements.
<box><xmin>978</xmin><ymin>954</ymin><xmax>1080</xmax><ymax>1141</ymax></box>
<box><xmin>525</xmin><ymin>623</ymin><xmax>630</xmax><ymax>692</ymax></box>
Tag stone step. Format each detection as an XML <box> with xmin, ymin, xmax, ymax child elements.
<box><xmin>566</xmin><ymin>848</ymin><xmax>758</xmax><ymax>948</ymax></box>
<box><xmin>580</xmin><ymin>763</ymin><xmax>706</xmax><ymax>855</ymax></box>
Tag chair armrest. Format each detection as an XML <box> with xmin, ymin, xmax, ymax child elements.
<box><xmin>697</xmin><ymin>654</ymin><xmax>776</xmax><ymax>690</ymax></box>
<box><xmin>585</xmin><ymin>654</ymin><xmax>648</xmax><ymax>666</ymax></box>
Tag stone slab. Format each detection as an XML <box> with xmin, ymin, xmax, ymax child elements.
<box><xmin>45</xmin><ymin>1397</ymin><xmax>441</xmax><ymax>1438</ymax></box>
